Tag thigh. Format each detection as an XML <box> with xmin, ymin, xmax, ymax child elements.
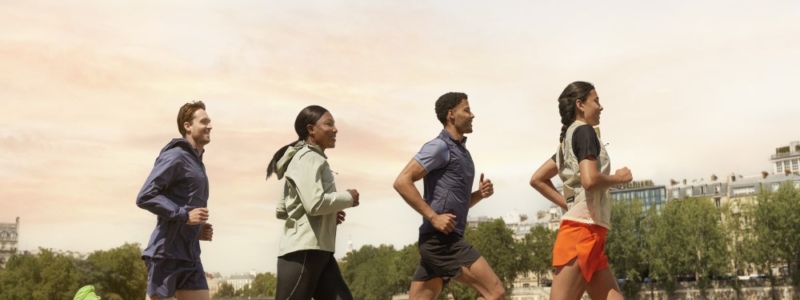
<box><xmin>276</xmin><ymin>250</ymin><xmax>327</xmax><ymax>300</ymax></box>
<box><xmin>453</xmin><ymin>256</ymin><xmax>504</xmax><ymax>298</ymax></box>
<box><xmin>585</xmin><ymin>268</ymin><xmax>623</xmax><ymax>300</ymax></box>
<box><xmin>409</xmin><ymin>277</ymin><xmax>444</xmax><ymax>300</ymax></box>
<box><xmin>313</xmin><ymin>253</ymin><xmax>353</xmax><ymax>300</ymax></box>
<box><xmin>175</xmin><ymin>289</ymin><xmax>210</xmax><ymax>300</ymax></box>
<box><xmin>549</xmin><ymin>258</ymin><xmax>587</xmax><ymax>300</ymax></box>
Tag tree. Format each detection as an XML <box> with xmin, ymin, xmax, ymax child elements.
<box><xmin>393</xmin><ymin>243</ymin><xmax>420</xmax><ymax>295</ymax></box>
<box><xmin>462</xmin><ymin>219</ymin><xmax>527</xmax><ymax>298</ymax></box>
<box><xmin>84</xmin><ymin>243</ymin><xmax>147</xmax><ymax>300</ymax></box>
<box><xmin>644</xmin><ymin>198</ymin><xmax>728</xmax><ymax>297</ymax></box>
<box><xmin>341</xmin><ymin>244</ymin><xmax>399</xmax><ymax>300</ymax></box>
<box><xmin>0</xmin><ymin>249</ymin><xmax>82</xmax><ymax>300</ymax></box>
<box><xmin>522</xmin><ymin>225</ymin><xmax>556</xmax><ymax>286</ymax></box>
<box><xmin>744</xmin><ymin>182</ymin><xmax>800</xmax><ymax>299</ymax></box>
<box><xmin>607</xmin><ymin>199</ymin><xmax>647</xmax><ymax>298</ymax></box>
<box><xmin>249</xmin><ymin>272</ymin><xmax>277</xmax><ymax>297</ymax></box>
<box><xmin>215</xmin><ymin>282</ymin><xmax>235</xmax><ymax>298</ymax></box>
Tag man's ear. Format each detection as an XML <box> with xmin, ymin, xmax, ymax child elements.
<box><xmin>183</xmin><ymin>121</ymin><xmax>192</xmax><ymax>134</ymax></box>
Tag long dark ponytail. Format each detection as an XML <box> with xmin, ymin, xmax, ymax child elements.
<box><xmin>557</xmin><ymin>81</ymin><xmax>595</xmax><ymax>144</ymax></box>
<box><xmin>266</xmin><ymin>105</ymin><xmax>329</xmax><ymax>179</ymax></box>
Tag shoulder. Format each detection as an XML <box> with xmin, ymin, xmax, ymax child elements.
<box><xmin>573</xmin><ymin>124</ymin><xmax>598</xmax><ymax>139</ymax></box>
<box><xmin>421</xmin><ymin>138</ymin><xmax>448</xmax><ymax>152</ymax></box>
<box><xmin>295</xmin><ymin>146</ymin><xmax>327</xmax><ymax>166</ymax></box>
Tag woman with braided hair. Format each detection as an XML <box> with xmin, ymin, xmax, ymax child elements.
<box><xmin>529</xmin><ymin>81</ymin><xmax>632</xmax><ymax>300</ymax></box>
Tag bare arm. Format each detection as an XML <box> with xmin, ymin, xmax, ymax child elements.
<box><xmin>530</xmin><ymin>159</ymin><xmax>567</xmax><ymax>210</ymax></box>
<box><xmin>393</xmin><ymin>159</ymin><xmax>457</xmax><ymax>234</ymax></box>
<box><xmin>578</xmin><ymin>157</ymin><xmax>632</xmax><ymax>192</ymax></box>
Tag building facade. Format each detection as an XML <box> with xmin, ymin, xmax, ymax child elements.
<box><xmin>0</xmin><ymin>217</ymin><xmax>19</xmax><ymax>266</ymax></box>
<box><xmin>610</xmin><ymin>180</ymin><xmax>667</xmax><ymax>212</ymax></box>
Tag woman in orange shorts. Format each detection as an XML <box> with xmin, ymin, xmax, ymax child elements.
<box><xmin>530</xmin><ymin>81</ymin><xmax>633</xmax><ymax>300</ymax></box>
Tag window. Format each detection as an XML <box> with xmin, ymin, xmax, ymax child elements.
<box><xmin>700</xmin><ymin>185</ymin><xmax>707</xmax><ymax>194</ymax></box>
<box><xmin>793</xmin><ymin>159</ymin><xmax>799</xmax><ymax>172</ymax></box>
<box><xmin>733</xmin><ymin>186</ymin><xmax>756</xmax><ymax>196</ymax></box>
<box><xmin>714</xmin><ymin>197</ymin><xmax>721</xmax><ymax>208</ymax></box>
<box><xmin>772</xmin><ymin>182</ymin><xmax>781</xmax><ymax>192</ymax></box>
<box><xmin>715</xmin><ymin>184</ymin><xmax>721</xmax><ymax>194</ymax></box>
<box><xmin>777</xmin><ymin>161</ymin><xmax>784</xmax><ymax>173</ymax></box>
<box><xmin>672</xmin><ymin>189</ymin><xmax>680</xmax><ymax>198</ymax></box>
<box><xmin>795</xmin><ymin>180</ymin><xmax>800</xmax><ymax>189</ymax></box>
<box><xmin>686</xmin><ymin>187</ymin><xmax>693</xmax><ymax>197</ymax></box>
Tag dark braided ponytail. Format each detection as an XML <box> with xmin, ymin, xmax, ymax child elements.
<box><xmin>557</xmin><ymin>81</ymin><xmax>595</xmax><ymax>144</ymax></box>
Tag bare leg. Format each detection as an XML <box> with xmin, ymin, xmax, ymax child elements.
<box><xmin>175</xmin><ymin>289</ymin><xmax>210</xmax><ymax>300</ymax></box>
<box><xmin>409</xmin><ymin>278</ymin><xmax>444</xmax><ymax>300</ymax></box>
<box><xmin>453</xmin><ymin>257</ymin><xmax>505</xmax><ymax>300</ymax></box>
<box><xmin>549</xmin><ymin>258</ymin><xmax>587</xmax><ymax>300</ymax></box>
<box><xmin>585</xmin><ymin>269</ymin><xmax>623</xmax><ymax>300</ymax></box>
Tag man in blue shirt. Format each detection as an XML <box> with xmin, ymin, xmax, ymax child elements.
<box><xmin>137</xmin><ymin>101</ymin><xmax>215</xmax><ymax>300</ymax></box>
<box><xmin>393</xmin><ymin>92</ymin><xmax>506</xmax><ymax>300</ymax></box>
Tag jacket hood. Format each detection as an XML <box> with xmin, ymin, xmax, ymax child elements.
<box><xmin>160</xmin><ymin>138</ymin><xmax>201</xmax><ymax>158</ymax></box>
<box><xmin>274</xmin><ymin>141</ymin><xmax>325</xmax><ymax>179</ymax></box>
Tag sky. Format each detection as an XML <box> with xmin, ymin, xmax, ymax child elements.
<box><xmin>1</xmin><ymin>0</ymin><xmax>799</xmax><ymax>275</ymax></box>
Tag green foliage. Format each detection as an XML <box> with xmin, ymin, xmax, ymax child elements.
<box><xmin>744</xmin><ymin>181</ymin><xmax>800</xmax><ymax>293</ymax></box>
<box><xmin>85</xmin><ymin>243</ymin><xmax>147</xmax><ymax>300</ymax></box>
<box><xmin>643</xmin><ymin>197</ymin><xmax>728</xmax><ymax>295</ymax></box>
<box><xmin>523</xmin><ymin>225</ymin><xmax>556</xmax><ymax>285</ymax></box>
<box><xmin>341</xmin><ymin>244</ymin><xmax>400</xmax><ymax>300</ymax></box>
<box><xmin>607</xmin><ymin>199</ymin><xmax>647</xmax><ymax>298</ymax></box>
<box><xmin>215</xmin><ymin>282</ymin><xmax>235</xmax><ymax>298</ymax></box>
<box><xmin>0</xmin><ymin>244</ymin><xmax>147</xmax><ymax>300</ymax></box>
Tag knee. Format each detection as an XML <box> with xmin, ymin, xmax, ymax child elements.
<box><xmin>489</xmin><ymin>285</ymin><xmax>505</xmax><ymax>300</ymax></box>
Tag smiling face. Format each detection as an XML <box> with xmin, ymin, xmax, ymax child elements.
<box><xmin>576</xmin><ymin>89</ymin><xmax>603</xmax><ymax>126</ymax></box>
<box><xmin>184</xmin><ymin>109</ymin><xmax>212</xmax><ymax>146</ymax></box>
<box><xmin>307</xmin><ymin>111</ymin><xmax>337</xmax><ymax>151</ymax></box>
<box><xmin>449</xmin><ymin>99</ymin><xmax>475</xmax><ymax>134</ymax></box>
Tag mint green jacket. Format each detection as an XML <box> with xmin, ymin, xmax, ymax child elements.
<box><xmin>275</xmin><ymin>142</ymin><xmax>354</xmax><ymax>256</ymax></box>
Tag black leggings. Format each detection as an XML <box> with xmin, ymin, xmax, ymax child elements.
<box><xmin>276</xmin><ymin>250</ymin><xmax>353</xmax><ymax>300</ymax></box>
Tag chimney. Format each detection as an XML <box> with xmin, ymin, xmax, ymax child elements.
<box><xmin>786</xmin><ymin>168</ymin><xmax>792</xmax><ymax>175</ymax></box>
<box><xmin>683</xmin><ymin>179</ymin><xmax>687</xmax><ymax>185</ymax></box>
<box><xmin>731</xmin><ymin>173</ymin><xmax>736</xmax><ymax>182</ymax></box>
<box><xmin>762</xmin><ymin>171</ymin><xmax>769</xmax><ymax>179</ymax></box>
<box><xmin>711</xmin><ymin>174</ymin><xmax>718</xmax><ymax>181</ymax></box>
<box><xmin>670</xmin><ymin>179</ymin><xmax>678</xmax><ymax>186</ymax></box>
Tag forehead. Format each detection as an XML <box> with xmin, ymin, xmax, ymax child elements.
<box><xmin>316</xmin><ymin>111</ymin><xmax>334</xmax><ymax>123</ymax></box>
<box><xmin>454</xmin><ymin>99</ymin><xmax>470</xmax><ymax>110</ymax></box>
<box><xmin>192</xmin><ymin>109</ymin><xmax>209</xmax><ymax>120</ymax></box>
<box><xmin>586</xmin><ymin>89</ymin><xmax>598</xmax><ymax>100</ymax></box>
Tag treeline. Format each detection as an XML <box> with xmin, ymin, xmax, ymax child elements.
<box><xmin>3</xmin><ymin>182</ymin><xmax>798</xmax><ymax>300</ymax></box>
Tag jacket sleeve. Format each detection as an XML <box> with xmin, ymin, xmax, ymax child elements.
<box><xmin>276</xmin><ymin>183</ymin><xmax>289</xmax><ymax>220</ymax></box>
<box><xmin>136</xmin><ymin>152</ymin><xmax>189</xmax><ymax>222</ymax></box>
<box><xmin>287</xmin><ymin>153</ymin><xmax>353</xmax><ymax>216</ymax></box>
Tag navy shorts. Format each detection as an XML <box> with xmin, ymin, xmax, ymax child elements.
<box><xmin>144</xmin><ymin>257</ymin><xmax>208</xmax><ymax>298</ymax></box>
<box><xmin>412</xmin><ymin>232</ymin><xmax>481</xmax><ymax>283</ymax></box>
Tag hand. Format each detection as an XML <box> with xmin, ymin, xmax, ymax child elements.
<box><xmin>430</xmin><ymin>213</ymin><xmax>457</xmax><ymax>235</ymax></box>
<box><xmin>336</xmin><ymin>211</ymin><xmax>346</xmax><ymax>225</ymax></box>
<box><xmin>347</xmin><ymin>189</ymin><xmax>360</xmax><ymax>207</ymax></box>
<box><xmin>479</xmin><ymin>173</ymin><xmax>493</xmax><ymax>198</ymax></box>
<box><xmin>614</xmin><ymin>167</ymin><xmax>633</xmax><ymax>184</ymax></box>
<box><xmin>187</xmin><ymin>207</ymin><xmax>209</xmax><ymax>225</ymax></box>
<box><xmin>199</xmin><ymin>223</ymin><xmax>213</xmax><ymax>241</ymax></box>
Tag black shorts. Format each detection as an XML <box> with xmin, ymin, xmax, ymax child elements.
<box><xmin>412</xmin><ymin>232</ymin><xmax>481</xmax><ymax>283</ymax></box>
<box><xmin>144</xmin><ymin>257</ymin><xmax>208</xmax><ymax>299</ymax></box>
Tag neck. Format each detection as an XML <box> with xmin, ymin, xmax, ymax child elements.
<box><xmin>444</xmin><ymin>126</ymin><xmax>464</xmax><ymax>141</ymax></box>
<box><xmin>305</xmin><ymin>138</ymin><xmax>325</xmax><ymax>152</ymax></box>
<box><xmin>185</xmin><ymin>136</ymin><xmax>204</xmax><ymax>154</ymax></box>
<box><xmin>574</xmin><ymin>116</ymin><xmax>587</xmax><ymax>125</ymax></box>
